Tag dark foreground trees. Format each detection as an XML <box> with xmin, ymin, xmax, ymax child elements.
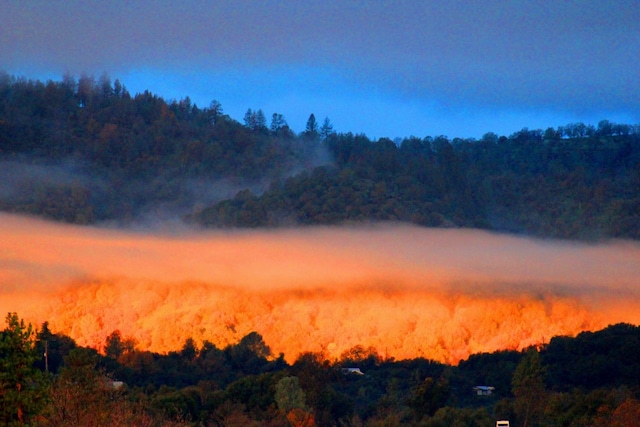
<box><xmin>0</xmin><ymin>313</ymin><xmax>48</xmax><ymax>425</ymax></box>
<box><xmin>0</xmin><ymin>313</ymin><xmax>640</xmax><ymax>427</ymax></box>
<box><xmin>1</xmin><ymin>313</ymin><xmax>640</xmax><ymax>425</ymax></box>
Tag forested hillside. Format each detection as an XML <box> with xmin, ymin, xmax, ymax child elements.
<box><xmin>1</xmin><ymin>73</ymin><xmax>639</xmax><ymax>239</ymax></box>
<box><xmin>2</xmin><ymin>314</ymin><xmax>640</xmax><ymax>426</ymax></box>
<box><xmin>3</xmin><ymin>74</ymin><xmax>640</xmax><ymax>424</ymax></box>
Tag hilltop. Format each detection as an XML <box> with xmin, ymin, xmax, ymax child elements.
<box><xmin>1</xmin><ymin>73</ymin><xmax>639</xmax><ymax>240</ymax></box>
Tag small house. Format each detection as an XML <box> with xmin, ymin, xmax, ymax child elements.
<box><xmin>473</xmin><ymin>385</ymin><xmax>495</xmax><ymax>396</ymax></box>
<box><xmin>341</xmin><ymin>367</ymin><xmax>364</xmax><ymax>375</ymax></box>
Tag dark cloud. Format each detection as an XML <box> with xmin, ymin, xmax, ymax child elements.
<box><xmin>2</xmin><ymin>1</ymin><xmax>638</xmax><ymax>136</ymax></box>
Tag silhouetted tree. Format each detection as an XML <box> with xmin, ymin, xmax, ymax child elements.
<box><xmin>304</xmin><ymin>113</ymin><xmax>319</xmax><ymax>138</ymax></box>
<box><xmin>270</xmin><ymin>112</ymin><xmax>288</xmax><ymax>134</ymax></box>
<box><xmin>320</xmin><ymin>116</ymin><xmax>334</xmax><ymax>139</ymax></box>
<box><xmin>36</xmin><ymin>322</ymin><xmax>77</xmax><ymax>374</ymax></box>
<box><xmin>104</xmin><ymin>330</ymin><xmax>135</xmax><ymax>360</ymax></box>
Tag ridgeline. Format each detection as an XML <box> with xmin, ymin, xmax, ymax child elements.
<box><xmin>1</xmin><ymin>73</ymin><xmax>639</xmax><ymax>240</ymax></box>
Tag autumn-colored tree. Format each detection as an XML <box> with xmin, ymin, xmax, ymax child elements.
<box><xmin>610</xmin><ymin>398</ymin><xmax>640</xmax><ymax>427</ymax></box>
<box><xmin>46</xmin><ymin>347</ymin><xmax>111</xmax><ymax>425</ymax></box>
<box><xmin>286</xmin><ymin>407</ymin><xmax>316</xmax><ymax>427</ymax></box>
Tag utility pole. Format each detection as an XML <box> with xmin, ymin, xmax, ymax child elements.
<box><xmin>44</xmin><ymin>340</ymin><xmax>48</xmax><ymax>372</ymax></box>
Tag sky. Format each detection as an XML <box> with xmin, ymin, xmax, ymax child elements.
<box><xmin>1</xmin><ymin>0</ymin><xmax>639</xmax><ymax>139</ymax></box>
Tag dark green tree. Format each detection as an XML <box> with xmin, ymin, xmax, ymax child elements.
<box><xmin>512</xmin><ymin>348</ymin><xmax>546</xmax><ymax>427</ymax></box>
<box><xmin>274</xmin><ymin>376</ymin><xmax>307</xmax><ymax>413</ymax></box>
<box><xmin>0</xmin><ymin>313</ymin><xmax>48</xmax><ymax>425</ymax></box>
<box><xmin>407</xmin><ymin>376</ymin><xmax>450</xmax><ymax>419</ymax></box>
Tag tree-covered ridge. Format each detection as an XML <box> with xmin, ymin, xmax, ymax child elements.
<box><xmin>1</xmin><ymin>73</ymin><xmax>640</xmax><ymax>239</ymax></box>
<box><xmin>195</xmin><ymin>128</ymin><xmax>640</xmax><ymax>240</ymax></box>
<box><xmin>2</xmin><ymin>314</ymin><xmax>640</xmax><ymax>426</ymax></box>
<box><xmin>0</xmin><ymin>73</ymin><xmax>326</xmax><ymax>224</ymax></box>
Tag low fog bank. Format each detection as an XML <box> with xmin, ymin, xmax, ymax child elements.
<box><xmin>1</xmin><ymin>213</ymin><xmax>639</xmax><ymax>363</ymax></box>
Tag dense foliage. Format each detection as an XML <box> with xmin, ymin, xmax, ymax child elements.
<box><xmin>0</xmin><ymin>73</ymin><xmax>322</xmax><ymax>225</ymax></box>
<box><xmin>2</xmin><ymin>314</ymin><xmax>640</xmax><ymax>426</ymax></box>
<box><xmin>1</xmin><ymin>73</ymin><xmax>639</xmax><ymax>239</ymax></box>
<box><xmin>197</xmin><ymin>127</ymin><xmax>640</xmax><ymax>240</ymax></box>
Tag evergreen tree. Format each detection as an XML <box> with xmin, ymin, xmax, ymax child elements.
<box><xmin>320</xmin><ymin>116</ymin><xmax>334</xmax><ymax>139</ymax></box>
<box><xmin>104</xmin><ymin>330</ymin><xmax>135</xmax><ymax>361</ymax></box>
<box><xmin>254</xmin><ymin>109</ymin><xmax>267</xmax><ymax>131</ymax></box>
<box><xmin>270</xmin><ymin>113</ymin><xmax>287</xmax><ymax>134</ymax></box>
<box><xmin>304</xmin><ymin>113</ymin><xmax>319</xmax><ymax>138</ymax></box>
<box><xmin>243</xmin><ymin>108</ymin><xmax>267</xmax><ymax>131</ymax></box>
<box><xmin>0</xmin><ymin>313</ymin><xmax>48</xmax><ymax>425</ymax></box>
<box><xmin>512</xmin><ymin>348</ymin><xmax>546</xmax><ymax>427</ymax></box>
<box><xmin>243</xmin><ymin>108</ymin><xmax>255</xmax><ymax>128</ymax></box>
<box><xmin>208</xmin><ymin>99</ymin><xmax>224</xmax><ymax>125</ymax></box>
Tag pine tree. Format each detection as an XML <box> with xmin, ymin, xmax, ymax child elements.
<box><xmin>270</xmin><ymin>113</ymin><xmax>287</xmax><ymax>134</ymax></box>
<box><xmin>243</xmin><ymin>108</ymin><xmax>255</xmax><ymax>128</ymax></box>
<box><xmin>0</xmin><ymin>313</ymin><xmax>48</xmax><ymax>425</ymax></box>
<box><xmin>254</xmin><ymin>109</ymin><xmax>267</xmax><ymax>131</ymax></box>
<box><xmin>320</xmin><ymin>116</ymin><xmax>334</xmax><ymax>139</ymax></box>
<box><xmin>304</xmin><ymin>113</ymin><xmax>319</xmax><ymax>138</ymax></box>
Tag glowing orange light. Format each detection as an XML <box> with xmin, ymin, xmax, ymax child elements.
<box><xmin>2</xmin><ymin>213</ymin><xmax>639</xmax><ymax>364</ymax></box>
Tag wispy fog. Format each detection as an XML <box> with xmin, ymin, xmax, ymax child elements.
<box><xmin>0</xmin><ymin>158</ymin><xmax>99</xmax><ymax>200</ymax></box>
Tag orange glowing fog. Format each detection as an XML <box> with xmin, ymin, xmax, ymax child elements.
<box><xmin>2</xmin><ymin>213</ymin><xmax>640</xmax><ymax>364</ymax></box>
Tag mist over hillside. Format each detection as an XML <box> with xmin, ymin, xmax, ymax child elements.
<box><xmin>3</xmin><ymin>73</ymin><xmax>640</xmax><ymax>426</ymax></box>
<box><xmin>1</xmin><ymin>73</ymin><xmax>640</xmax><ymax>239</ymax></box>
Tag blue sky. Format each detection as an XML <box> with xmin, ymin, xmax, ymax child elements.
<box><xmin>2</xmin><ymin>0</ymin><xmax>638</xmax><ymax>139</ymax></box>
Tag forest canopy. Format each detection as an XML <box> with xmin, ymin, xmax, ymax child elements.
<box><xmin>2</xmin><ymin>313</ymin><xmax>640</xmax><ymax>426</ymax></box>
<box><xmin>1</xmin><ymin>72</ymin><xmax>639</xmax><ymax>240</ymax></box>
